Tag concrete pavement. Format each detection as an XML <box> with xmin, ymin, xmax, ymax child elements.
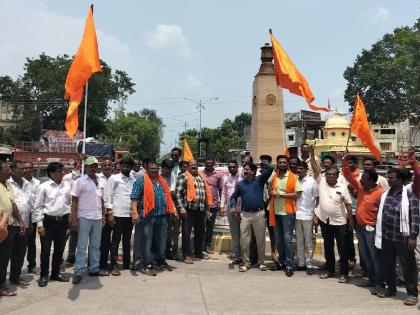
<box><xmin>1</xmin><ymin>253</ymin><xmax>419</xmax><ymax>315</ymax></box>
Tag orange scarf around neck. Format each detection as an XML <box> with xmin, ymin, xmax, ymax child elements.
<box><xmin>143</xmin><ymin>173</ymin><xmax>175</xmax><ymax>217</ymax></box>
<box><xmin>186</xmin><ymin>171</ymin><xmax>213</xmax><ymax>207</ymax></box>
<box><xmin>269</xmin><ymin>170</ymin><xmax>297</xmax><ymax>227</ymax></box>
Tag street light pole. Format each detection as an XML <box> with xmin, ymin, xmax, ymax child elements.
<box><xmin>183</xmin><ymin>97</ymin><xmax>218</xmax><ymax>139</ymax></box>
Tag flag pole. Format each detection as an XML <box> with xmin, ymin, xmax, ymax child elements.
<box><xmin>345</xmin><ymin>94</ymin><xmax>357</xmax><ymax>154</ymax></box>
<box><xmin>81</xmin><ymin>81</ymin><xmax>89</xmax><ymax>175</ymax></box>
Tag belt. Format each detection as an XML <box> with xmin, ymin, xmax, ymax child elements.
<box><xmin>243</xmin><ymin>208</ymin><xmax>264</xmax><ymax>213</ymax></box>
<box><xmin>45</xmin><ymin>214</ymin><xmax>69</xmax><ymax>221</ymax></box>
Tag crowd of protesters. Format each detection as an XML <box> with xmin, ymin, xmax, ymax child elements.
<box><xmin>0</xmin><ymin>144</ymin><xmax>418</xmax><ymax>307</ymax></box>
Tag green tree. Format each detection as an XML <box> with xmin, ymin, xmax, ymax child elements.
<box><xmin>0</xmin><ymin>53</ymin><xmax>135</xmax><ymax>142</ymax></box>
<box><xmin>178</xmin><ymin>112</ymin><xmax>249</xmax><ymax>162</ymax></box>
<box><xmin>104</xmin><ymin>109</ymin><xmax>164</xmax><ymax>158</ymax></box>
<box><xmin>343</xmin><ymin>19</ymin><xmax>419</xmax><ymax>125</ymax></box>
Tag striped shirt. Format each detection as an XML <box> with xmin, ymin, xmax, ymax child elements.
<box><xmin>382</xmin><ymin>189</ymin><xmax>419</xmax><ymax>242</ymax></box>
<box><xmin>130</xmin><ymin>176</ymin><xmax>167</xmax><ymax>217</ymax></box>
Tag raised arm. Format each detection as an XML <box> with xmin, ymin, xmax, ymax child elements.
<box><xmin>342</xmin><ymin>157</ymin><xmax>362</xmax><ymax>192</ymax></box>
<box><xmin>309</xmin><ymin>145</ymin><xmax>321</xmax><ymax>180</ymax></box>
<box><xmin>258</xmin><ymin>163</ymin><xmax>275</xmax><ymax>185</ymax></box>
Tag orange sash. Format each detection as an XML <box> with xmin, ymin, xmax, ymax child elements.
<box><xmin>269</xmin><ymin>171</ymin><xmax>297</xmax><ymax>226</ymax></box>
<box><xmin>143</xmin><ymin>173</ymin><xmax>175</xmax><ymax>217</ymax></box>
<box><xmin>186</xmin><ymin>171</ymin><xmax>213</xmax><ymax>207</ymax></box>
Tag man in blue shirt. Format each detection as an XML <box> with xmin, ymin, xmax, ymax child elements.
<box><xmin>230</xmin><ymin>161</ymin><xmax>274</xmax><ymax>272</ymax></box>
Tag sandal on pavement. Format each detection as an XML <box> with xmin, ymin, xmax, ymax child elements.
<box><xmin>259</xmin><ymin>264</ymin><xmax>268</xmax><ymax>271</ymax></box>
<box><xmin>320</xmin><ymin>272</ymin><xmax>335</xmax><ymax>279</ymax></box>
<box><xmin>0</xmin><ymin>289</ymin><xmax>17</xmax><ymax>297</ymax></box>
<box><xmin>377</xmin><ymin>289</ymin><xmax>396</xmax><ymax>298</ymax></box>
<box><xmin>239</xmin><ymin>265</ymin><xmax>249</xmax><ymax>272</ymax></box>
<box><xmin>184</xmin><ymin>256</ymin><xmax>194</xmax><ymax>264</ymax></box>
<box><xmin>10</xmin><ymin>278</ymin><xmax>30</xmax><ymax>287</ymax></box>
<box><xmin>338</xmin><ymin>275</ymin><xmax>349</xmax><ymax>283</ymax></box>
<box><xmin>403</xmin><ymin>296</ymin><xmax>418</xmax><ymax>306</ymax></box>
<box><xmin>111</xmin><ymin>268</ymin><xmax>121</xmax><ymax>276</ymax></box>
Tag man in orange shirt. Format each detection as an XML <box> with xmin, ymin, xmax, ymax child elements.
<box><xmin>342</xmin><ymin>158</ymin><xmax>384</xmax><ymax>292</ymax></box>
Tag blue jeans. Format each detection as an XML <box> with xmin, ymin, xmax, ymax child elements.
<box><xmin>139</xmin><ymin>215</ymin><xmax>168</xmax><ymax>266</ymax></box>
<box><xmin>75</xmin><ymin>218</ymin><xmax>102</xmax><ymax>275</ymax></box>
<box><xmin>356</xmin><ymin>225</ymin><xmax>384</xmax><ymax>286</ymax></box>
<box><xmin>274</xmin><ymin>214</ymin><xmax>295</xmax><ymax>267</ymax></box>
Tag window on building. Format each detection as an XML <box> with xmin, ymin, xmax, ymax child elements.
<box><xmin>288</xmin><ymin>135</ymin><xmax>294</xmax><ymax>142</ymax></box>
<box><xmin>380</xmin><ymin>143</ymin><xmax>391</xmax><ymax>151</ymax></box>
<box><xmin>331</xmin><ymin>132</ymin><xmax>336</xmax><ymax>137</ymax></box>
<box><xmin>341</xmin><ymin>132</ymin><xmax>346</xmax><ymax>137</ymax></box>
<box><xmin>380</xmin><ymin>129</ymin><xmax>396</xmax><ymax>135</ymax></box>
<box><xmin>374</xmin><ymin>129</ymin><xmax>379</xmax><ymax>132</ymax></box>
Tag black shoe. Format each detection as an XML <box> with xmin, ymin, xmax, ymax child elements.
<box><xmin>72</xmin><ymin>275</ymin><xmax>82</xmax><ymax>285</ymax></box>
<box><xmin>285</xmin><ymin>267</ymin><xmax>294</xmax><ymax>277</ymax></box>
<box><xmin>142</xmin><ymin>265</ymin><xmax>157</xmax><ymax>276</ymax></box>
<box><xmin>50</xmin><ymin>273</ymin><xmax>69</xmax><ymax>282</ymax></box>
<box><xmin>166</xmin><ymin>253</ymin><xmax>176</xmax><ymax>260</ymax></box>
<box><xmin>296</xmin><ymin>265</ymin><xmax>306</xmax><ymax>271</ymax></box>
<box><xmin>38</xmin><ymin>276</ymin><xmax>48</xmax><ymax>287</ymax></box>
<box><xmin>306</xmin><ymin>268</ymin><xmax>315</xmax><ymax>275</ymax></box>
<box><xmin>157</xmin><ymin>262</ymin><xmax>173</xmax><ymax>271</ymax></box>
<box><xmin>89</xmin><ymin>270</ymin><xmax>109</xmax><ymax>277</ymax></box>
<box><xmin>276</xmin><ymin>263</ymin><xmax>285</xmax><ymax>270</ymax></box>
<box><xmin>232</xmin><ymin>257</ymin><xmax>242</xmax><ymax>264</ymax></box>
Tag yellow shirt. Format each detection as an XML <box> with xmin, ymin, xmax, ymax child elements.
<box><xmin>0</xmin><ymin>181</ymin><xmax>15</xmax><ymax>225</ymax></box>
<box><xmin>268</xmin><ymin>171</ymin><xmax>302</xmax><ymax>215</ymax></box>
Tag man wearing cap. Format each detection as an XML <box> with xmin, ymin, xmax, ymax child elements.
<box><xmin>72</xmin><ymin>157</ymin><xmax>108</xmax><ymax>284</ymax></box>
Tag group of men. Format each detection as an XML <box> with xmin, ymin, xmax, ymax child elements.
<box><xmin>0</xmin><ymin>143</ymin><xmax>418</xmax><ymax>307</ymax></box>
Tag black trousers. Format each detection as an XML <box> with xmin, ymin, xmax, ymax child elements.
<box><xmin>66</xmin><ymin>229</ymin><xmax>78</xmax><ymax>263</ymax></box>
<box><xmin>345</xmin><ymin>215</ymin><xmax>356</xmax><ymax>262</ymax></box>
<box><xmin>382</xmin><ymin>238</ymin><xmax>418</xmax><ymax>297</ymax></box>
<box><xmin>100</xmin><ymin>218</ymin><xmax>113</xmax><ymax>269</ymax></box>
<box><xmin>265</xmin><ymin>208</ymin><xmax>276</xmax><ymax>253</ymax></box>
<box><xmin>320</xmin><ymin>220</ymin><xmax>349</xmax><ymax>275</ymax></box>
<box><xmin>111</xmin><ymin>217</ymin><xmax>133</xmax><ymax>268</ymax></box>
<box><xmin>204</xmin><ymin>207</ymin><xmax>218</xmax><ymax>248</ymax></box>
<box><xmin>27</xmin><ymin>222</ymin><xmax>37</xmax><ymax>270</ymax></box>
<box><xmin>40</xmin><ymin>215</ymin><xmax>69</xmax><ymax>277</ymax></box>
<box><xmin>0</xmin><ymin>230</ymin><xmax>11</xmax><ymax>288</ymax></box>
<box><xmin>9</xmin><ymin>226</ymin><xmax>29</xmax><ymax>282</ymax></box>
<box><xmin>182</xmin><ymin>209</ymin><xmax>205</xmax><ymax>257</ymax></box>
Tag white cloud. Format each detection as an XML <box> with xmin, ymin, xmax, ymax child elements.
<box><xmin>0</xmin><ymin>0</ymin><xmax>132</xmax><ymax>78</ymax></box>
<box><xmin>371</xmin><ymin>6</ymin><xmax>391</xmax><ymax>23</ymax></box>
<box><xmin>146</xmin><ymin>24</ymin><xmax>192</xmax><ymax>57</ymax></box>
<box><xmin>186</xmin><ymin>74</ymin><xmax>202</xmax><ymax>88</ymax></box>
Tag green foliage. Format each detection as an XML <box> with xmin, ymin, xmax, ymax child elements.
<box><xmin>0</xmin><ymin>53</ymin><xmax>135</xmax><ymax>142</ymax></box>
<box><xmin>179</xmin><ymin>113</ymin><xmax>249</xmax><ymax>162</ymax></box>
<box><xmin>343</xmin><ymin>19</ymin><xmax>420</xmax><ymax>125</ymax></box>
<box><xmin>104</xmin><ymin>109</ymin><xmax>164</xmax><ymax>158</ymax></box>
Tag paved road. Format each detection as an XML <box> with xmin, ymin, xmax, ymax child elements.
<box><xmin>1</xmin><ymin>253</ymin><xmax>418</xmax><ymax>315</ymax></box>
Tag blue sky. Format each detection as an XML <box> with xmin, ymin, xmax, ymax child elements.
<box><xmin>0</xmin><ymin>0</ymin><xmax>418</xmax><ymax>154</ymax></box>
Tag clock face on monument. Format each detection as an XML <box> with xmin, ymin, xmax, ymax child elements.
<box><xmin>265</xmin><ymin>94</ymin><xmax>276</xmax><ymax>105</ymax></box>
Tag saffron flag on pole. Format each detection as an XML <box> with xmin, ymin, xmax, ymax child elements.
<box><xmin>350</xmin><ymin>94</ymin><xmax>381</xmax><ymax>160</ymax></box>
<box><xmin>183</xmin><ymin>139</ymin><xmax>194</xmax><ymax>161</ymax></box>
<box><xmin>64</xmin><ymin>5</ymin><xmax>101</xmax><ymax>139</ymax></box>
<box><xmin>269</xmin><ymin>29</ymin><xmax>330</xmax><ymax>112</ymax></box>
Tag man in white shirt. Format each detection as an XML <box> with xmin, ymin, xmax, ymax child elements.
<box><xmin>72</xmin><ymin>156</ymin><xmax>107</xmax><ymax>284</ymax></box>
<box><xmin>130</xmin><ymin>159</ymin><xmax>144</xmax><ymax>179</ymax></box>
<box><xmin>8</xmin><ymin>160</ymin><xmax>32</xmax><ymax>287</ymax></box>
<box><xmin>63</xmin><ymin>160</ymin><xmax>82</xmax><ymax>266</ymax></box>
<box><xmin>310</xmin><ymin>145</ymin><xmax>354</xmax><ymax>283</ymax></box>
<box><xmin>33</xmin><ymin>162</ymin><xmax>71</xmax><ymax>287</ymax></box>
<box><xmin>23</xmin><ymin>162</ymin><xmax>40</xmax><ymax>275</ymax></box>
<box><xmin>97</xmin><ymin>159</ymin><xmax>114</xmax><ymax>271</ymax></box>
<box><xmin>105</xmin><ymin>158</ymin><xmax>135</xmax><ymax>276</ymax></box>
<box><xmin>220</xmin><ymin>159</ymin><xmax>242</xmax><ymax>263</ymax></box>
<box><xmin>295</xmin><ymin>161</ymin><xmax>318</xmax><ymax>275</ymax></box>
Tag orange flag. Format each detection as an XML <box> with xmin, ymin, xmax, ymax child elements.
<box><xmin>350</xmin><ymin>94</ymin><xmax>381</xmax><ymax>160</ymax></box>
<box><xmin>183</xmin><ymin>139</ymin><xmax>194</xmax><ymax>161</ymax></box>
<box><xmin>64</xmin><ymin>5</ymin><xmax>101</xmax><ymax>140</ymax></box>
<box><xmin>269</xmin><ymin>29</ymin><xmax>330</xmax><ymax>112</ymax></box>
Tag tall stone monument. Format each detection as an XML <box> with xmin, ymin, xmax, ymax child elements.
<box><xmin>250</xmin><ymin>43</ymin><xmax>286</xmax><ymax>160</ymax></box>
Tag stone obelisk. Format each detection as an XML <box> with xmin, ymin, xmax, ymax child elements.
<box><xmin>250</xmin><ymin>43</ymin><xmax>286</xmax><ymax>160</ymax></box>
